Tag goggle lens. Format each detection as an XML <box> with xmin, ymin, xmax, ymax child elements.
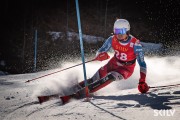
<box><xmin>114</xmin><ymin>28</ymin><xmax>127</xmax><ymax>35</ymax></box>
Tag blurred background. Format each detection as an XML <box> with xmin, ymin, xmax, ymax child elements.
<box><xmin>0</xmin><ymin>0</ymin><xmax>179</xmax><ymax>74</ymax></box>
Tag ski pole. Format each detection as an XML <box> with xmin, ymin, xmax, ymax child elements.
<box><xmin>25</xmin><ymin>59</ymin><xmax>96</xmax><ymax>83</ymax></box>
<box><xmin>150</xmin><ymin>83</ymin><xmax>180</xmax><ymax>89</ymax></box>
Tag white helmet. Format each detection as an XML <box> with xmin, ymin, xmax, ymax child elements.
<box><xmin>113</xmin><ymin>19</ymin><xmax>130</xmax><ymax>34</ymax></box>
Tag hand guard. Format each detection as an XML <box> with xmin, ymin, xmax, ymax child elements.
<box><xmin>138</xmin><ymin>82</ymin><xmax>149</xmax><ymax>93</ymax></box>
<box><xmin>95</xmin><ymin>52</ymin><xmax>110</xmax><ymax>61</ymax></box>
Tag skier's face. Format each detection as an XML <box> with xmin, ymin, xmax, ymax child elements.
<box><xmin>116</xmin><ymin>34</ymin><xmax>128</xmax><ymax>41</ymax></box>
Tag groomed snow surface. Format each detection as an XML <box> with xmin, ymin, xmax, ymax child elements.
<box><xmin>0</xmin><ymin>55</ymin><xmax>180</xmax><ymax>120</ymax></box>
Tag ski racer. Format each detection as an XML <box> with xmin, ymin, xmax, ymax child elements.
<box><xmin>37</xmin><ymin>19</ymin><xmax>150</xmax><ymax>104</ymax></box>
<box><xmin>79</xmin><ymin>19</ymin><xmax>149</xmax><ymax>94</ymax></box>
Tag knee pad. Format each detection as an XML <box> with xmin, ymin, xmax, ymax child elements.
<box><xmin>109</xmin><ymin>71</ymin><xmax>124</xmax><ymax>81</ymax></box>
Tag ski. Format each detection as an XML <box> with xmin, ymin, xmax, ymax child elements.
<box><xmin>37</xmin><ymin>73</ymin><xmax>115</xmax><ymax>104</ymax></box>
<box><xmin>37</xmin><ymin>93</ymin><xmax>77</xmax><ymax>104</ymax></box>
<box><xmin>38</xmin><ymin>94</ymin><xmax>60</xmax><ymax>104</ymax></box>
<box><xmin>38</xmin><ymin>88</ymin><xmax>84</xmax><ymax>104</ymax></box>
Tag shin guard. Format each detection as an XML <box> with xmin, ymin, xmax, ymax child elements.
<box><xmin>88</xmin><ymin>73</ymin><xmax>116</xmax><ymax>93</ymax></box>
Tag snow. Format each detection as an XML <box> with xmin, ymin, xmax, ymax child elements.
<box><xmin>141</xmin><ymin>42</ymin><xmax>163</xmax><ymax>54</ymax></box>
<box><xmin>47</xmin><ymin>31</ymin><xmax>163</xmax><ymax>54</ymax></box>
<box><xmin>0</xmin><ymin>55</ymin><xmax>180</xmax><ymax>120</ymax></box>
<box><xmin>48</xmin><ymin>31</ymin><xmax>104</xmax><ymax>43</ymax></box>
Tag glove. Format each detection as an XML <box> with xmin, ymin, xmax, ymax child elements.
<box><xmin>138</xmin><ymin>82</ymin><xmax>149</xmax><ymax>93</ymax></box>
<box><xmin>95</xmin><ymin>52</ymin><xmax>110</xmax><ymax>61</ymax></box>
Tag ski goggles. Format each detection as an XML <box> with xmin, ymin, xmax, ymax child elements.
<box><xmin>114</xmin><ymin>28</ymin><xmax>127</xmax><ymax>35</ymax></box>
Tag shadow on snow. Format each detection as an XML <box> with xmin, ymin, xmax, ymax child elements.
<box><xmin>94</xmin><ymin>92</ymin><xmax>180</xmax><ymax>110</ymax></box>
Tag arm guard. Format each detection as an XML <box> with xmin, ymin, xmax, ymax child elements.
<box><xmin>134</xmin><ymin>40</ymin><xmax>147</xmax><ymax>82</ymax></box>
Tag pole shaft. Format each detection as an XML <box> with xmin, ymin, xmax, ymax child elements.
<box><xmin>25</xmin><ymin>59</ymin><xmax>95</xmax><ymax>83</ymax></box>
<box><xmin>75</xmin><ymin>0</ymin><xmax>89</xmax><ymax>97</ymax></box>
<box><xmin>34</xmin><ymin>29</ymin><xmax>37</xmax><ymax>72</ymax></box>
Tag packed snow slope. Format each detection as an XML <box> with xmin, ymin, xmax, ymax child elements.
<box><xmin>0</xmin><ymin>55</ymin><xmax>180</xmax><ymax>120</ymax></box>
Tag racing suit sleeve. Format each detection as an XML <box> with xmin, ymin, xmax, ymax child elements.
<box><xmin>134</xmin><ymin>41</ymin><xmax>147</xmax><ymax>82</ymax></box>
<box><xmin>96</xmin><ymin>36</ymin><xmax>113</xmax><ymax>55</ymax></box>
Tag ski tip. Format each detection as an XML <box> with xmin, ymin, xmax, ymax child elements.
<box><xmin>60</xmin><ymin>96</ymin><xmax>71</xmax><ymax>104</ymax></box>
<box><xmin>38</xmin><ymin>96</ymin><xmax>51</xmax><ymax>104</ymax></box>
<box><xmin>38</xmin><ymin>96</ymin><xmax>44</xmax><ymax>104</ymax></box>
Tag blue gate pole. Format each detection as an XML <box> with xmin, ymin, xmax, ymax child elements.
<box><xmin>75</xmin><ymin>0</ymin><xmax>89</xmax><ymax>97</ymax></box>
<box><xmin>34</xmin><ymin>29</ymin><xmax>38</xmax><ymax>72</ymax></box>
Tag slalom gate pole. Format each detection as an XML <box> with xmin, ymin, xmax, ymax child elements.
<box><xmin>150</xmin><ymin>83</ymin><xmax>180</xmax><ymax>89</ymax></box>
<box><xmin>33</xmin><ymin>29</ymin><xmax>38</xmax><ymax>72</ymax></box>
<box><xmin>25</xmin><ymin>59</ymin><xmax>95</xmax><ymax>83</ymax></box>
<box><xmin>75</xmin><ymin>0</ymin><xmax>89</xmax><ymax>98</ymax></box>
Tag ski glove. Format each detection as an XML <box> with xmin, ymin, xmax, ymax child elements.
<box><xmin>138</xmin><ymin>82</ymin><xmax>149</xmax><ymax>93</ymax></box>
<box><xmin>95</xmin><ymin>52</ymin><xmax>110</xmax><ymax>61</ymax></box>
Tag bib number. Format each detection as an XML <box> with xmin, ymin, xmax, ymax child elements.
<box><xmin>115</xmin><ymin>50</ymin><xmax>127</xmax><ymax>61</ymax></box>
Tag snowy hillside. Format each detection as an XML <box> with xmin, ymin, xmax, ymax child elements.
<box><xmin>48</xmin><ymin>31</ymin><xmax>104</xmax><ymax>43</ymax></box>
<box><xmin>48</xmin><ymin>31</ymin><xmax>163</xmax><ymax>54</ymax></box>
<box><xmin>0</xmin><ymin>31</ymin><xmax>163</xmax><ymax>75</ymax></box>
<box><xmin>0</xmin><ymin>55</ymin><xmax>180</xmax><ymax>120</ymax></box>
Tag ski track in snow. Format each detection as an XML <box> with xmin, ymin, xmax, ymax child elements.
<box><xmin>0</xmin><ymin>56</ymin><xmax>180</xmax><ymax>120</ymax></box>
